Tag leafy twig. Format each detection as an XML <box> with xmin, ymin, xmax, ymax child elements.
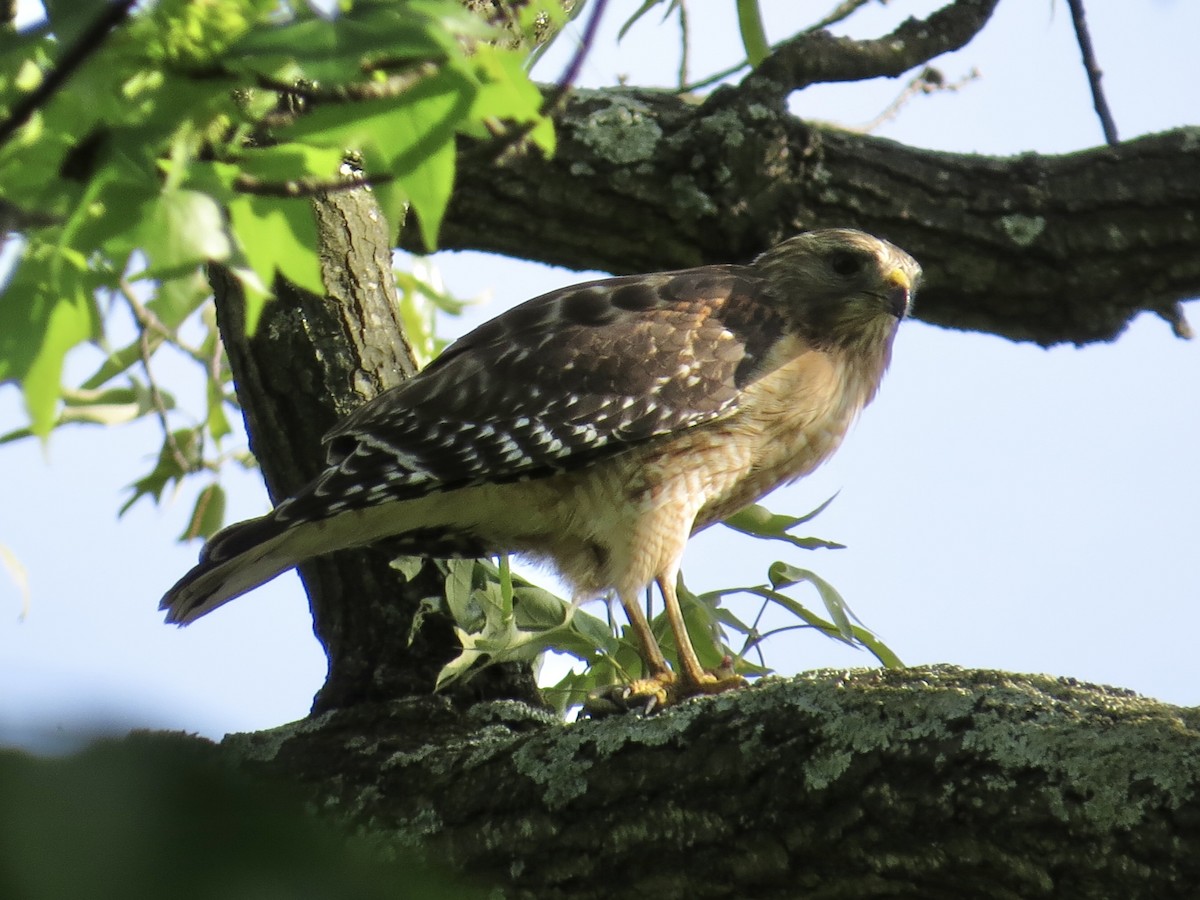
<box><xmin>120</xmin><ymin>281</ymin><xmax>194</xmax><ymax>476</ymax></box>
<box><xmin>254</xmin><ymin>65</ymin><xmax>439</xmax><ymax>105</ymax></box>
<box><xmin>232</xmin><ymin>170</ymin><xmax>378</xmax><ymax>198</ymax></box>
<box><xmin>0</xmin><ymin>0</ymin><xmax>138</xmax><ymax>149</ymax></box>
<box><xmin>487</xmin><ymin>0</ymin><xmax>609</xmax><ymax>164</ymax></box>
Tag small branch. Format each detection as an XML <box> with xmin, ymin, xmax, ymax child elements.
<box><xmin>485</xmin><ymin>0</ymin><xmax>610</xmax><ymax>165</ymax></box>
<box><xmin>805</xmin><ymin>0</ymin><xmax>879</xmax><ymax>34</ymax></box>
<box><xmin>1066</xmin><ymin>0</ymin><xmax>1118</xmax><ymax>145</ymax></box>
<box><xmin>680</xmin><ymin>57</ymin><xmax>749</xmax><ymax>94</ymax></box>
<box><xmin>675</xmin><ymin>0</ymin><xmax>892</xmax><ymax>95</ymax></box>
<box><xmin>738</xmin><ymin>0</ymin><xmax>999</xmax><ymax>99</ymax></box>
<box><xmin>120</xmin><ymin>280</ymin><xmax>195</xmax><ymax>475</ymax></box>
<box><xmin>254</xmin><ymin>64</ymin><xmax>439</xmax><ymax>105</ymax></box>
<box><xmin>850</xmin><ymin>65</ymin><xmax>980</xmax><ymax>133</ymax></box>
<box><xmin>545</xmin><ymin>0</ymin><xmax>609</xmax><ymax>110</ymax></box>
<box><xmin>0</xmin><ymin>0</ymin><xmax>137</xmax><ymax>149</ymax></box>
<box><xmin>0</xmin><ymin>198</ymin><xmax>62</xmax><ymax>231</ymax></box>
<box><xmin>232</xmin><ymin>170</ymin><xmax>383</xmax><ymax>198</ymax></box>
<box><xmin>676</xmin><ymin>0</ymin><xmax>690</xmax><ymax>90</ymax></box>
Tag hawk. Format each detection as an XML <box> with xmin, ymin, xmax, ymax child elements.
<box><xmin>162</xmin><ymin>228</ymin><xmax>921</xmax><ymax>705</ymax></box>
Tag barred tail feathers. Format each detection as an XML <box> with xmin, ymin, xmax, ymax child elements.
<box><xmin>159</xmin><ymin>491</ymin><xmax>468</xmax><ymax>624</ymax></box>
<box><xmin>160</xmin><ymin>513</ymin><xmax>304</xmax><ymax>625</ymax></box>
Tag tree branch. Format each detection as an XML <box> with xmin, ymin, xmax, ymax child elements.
<box><xmin>211</xmin><ymin>188</ymin><xmax>541</xmax><ymax>712</ymax></box>
<box><xmin>225</xmin><ymin>667</ymin><xmax>1200</xmax><ymax>899</ymax></box>
<box><xmin>1066</xmin><ymin>0</ymin><xmax>1119</xmax><ymax>146</ymax></box>
<box><xmin>431</xmin><ymin>88</ymin><xmax>1199</xmax><ymax>346</ymax></box>
<box><xmin>740</xmin><ymin>0</ymin><xmax>1000</xmax><ymax>98</ymax></box>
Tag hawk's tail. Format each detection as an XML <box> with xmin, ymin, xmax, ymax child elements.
<box><xmin>160</xmin><ymin>513</ymin><xmax>302</xmax><ymax>625</ymax></box>
<box><xmin>160</xmin><ymin>497</ymin><xmax>451</xmax><ymax>624</ymax></box>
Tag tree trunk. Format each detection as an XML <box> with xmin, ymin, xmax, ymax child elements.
<box><xmin>210</xmin><ymin>188</ymin><xmax>540</xmax><ymax>713</ymax></box>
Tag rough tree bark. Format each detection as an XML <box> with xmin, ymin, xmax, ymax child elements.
<box><xmin>222</xmin><ymin>668</ymin><xmax>1200</xmax><ymax>899</ymax></box>
<box><xmin>202</xmin><ymin>1</ymin><xmax>1200</xmax><ymax>895</ymax></box>
<box><xmin>440</xmin><ymin>107</ymin><xmax>1200</xmax><ymax>345</ymax></box>
<box><xmin>211</xmin><ymin>189</ymin><xmax>540</xmax><ymax>713</ymax></box>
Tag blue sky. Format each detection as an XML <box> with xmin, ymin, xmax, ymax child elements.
<box><xmin>2</xmin><ymin>1</ymin><xmax>1197</xmax><ymax>750</ymax></box>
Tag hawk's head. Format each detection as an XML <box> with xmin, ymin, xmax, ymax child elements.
<box><xmin>755</xmin><ymin>228</ymin><xmax>921</xmax><ymax>356</ymax></box>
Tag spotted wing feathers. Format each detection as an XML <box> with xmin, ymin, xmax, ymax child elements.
<box><xmin>273</xmin><ymin>266</ymin><xmax>787</xmax><ymax>525</ymax></box>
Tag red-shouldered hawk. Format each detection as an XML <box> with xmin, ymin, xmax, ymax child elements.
<box><xmin>162</xmin><ymin>228</ymin><xmax>920</xmax><ymax>706</ymax></box>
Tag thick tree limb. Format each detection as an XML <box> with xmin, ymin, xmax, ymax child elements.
<box><xmin>225</xmin><ymin>667</ymin><xmax>1200</xmax><ymax>899</ymax></box>
<box><xmin>435</xmin><ymin>88</ymin><xmax>1199</xmax><ymax>345</ymax></box>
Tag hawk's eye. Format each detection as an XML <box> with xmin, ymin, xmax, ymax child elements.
<box><xmin>829</xmin><ymin>250</ymin><xmax>866</xmax><ymax>277</ymax></box>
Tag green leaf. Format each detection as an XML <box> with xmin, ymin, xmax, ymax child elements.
<box><xmin>375</xmin><ymin>74</ymin><xmax>469</xmax><ymax>247</ymax></box>
<box><xmin>723</xmin><ymin>498</ymin><xmax>846</xmax><ymax>550</ymax></box>
<box><xmin>735</xmin><ymin>0</ymin><xmax>770</xmax><ymax>66</ymax></box>
<box><xmin>618</xmin><ymin>0</ymin><xmax>671</xmax><ymax>41</ymax></box>
<box><xmin>225</xmin><ymin>1</ymin><xmax>486</xmax><ymax>82</ymax></box>
<box><xmin>852</xmin><ymin>630</ymin><xmax>904</xmax><ymax>670</ymax></box>
<box><xmin>135</xmin><ymin>188</ymin><xmax>232</xmax><ymax>280</ymax></box>
<box><xmin>120</xmin><ymin>428</ymin><xmax>202</xmax><ymax>515</ymax></box>
<box><xmin>512</xmin><ymin>583</ymin><xmax>572</xmax><ymax>630</ymax></box>
<box><xmin>390</xmin><ymin>556</ymin><xmax>426</xmax><ymax>581</ymax></box>
<box><xmin>227</xmin><ymin>194</ymin><xmax>324</xmax><ymax>298</ymax></box>
<box><xmin>731</xmin><ymin>585</ymin><xmax>857</xmax><ymax>649</ymax></box>
<box><xmin>179</xmin><ymin>483</ymin><xmax>226</xmax><ymax>541</ymax></box>
<box><xmin>284</xmin><ymin>70</ymin><xmax>474</xmax><ymax>247</ymax></box>
<box><xmin>205</xmin><ymin>377</ymin><xmax>232</xmax><ymax>442</ymax></box>
<box><xmin>0</xmin><ymin>247</ymin><xmax>99</xmax><ymax>437</ymax></box>
<box><xmin>443</xmin><ymin>558</ymin><xmax>481</xmax><ymax>630</ymax></box>
<box><xmin>234</xmin><ymin>143</ymin><xmax>346</xmax><ymax>185</ymax></box>
<box><xmin>467</xmin><ymin>46</ymin><xmax>555</xmax><ymax>153</ymax></box>
<box><xmin>220</xmin><ymin>265</ymin><xmax>272</xmax><ymax>335</ymax></box>
<box><xmin>768</xmin><ymin>561</ymin><xmax>854</xmax><ymax>640</ymax></box>
<box><xmin>148</xmin><ymin>269</ymin><xmax>212</xmax><ymax>330</ymax></box>
<box><xmin>58</xmin><ymin>384</ymin><xmax>168</xmax><ymax>427</ymax></box>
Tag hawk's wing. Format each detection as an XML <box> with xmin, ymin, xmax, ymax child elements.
<box><xmin>275</xmin><ymin>265</ymin><xmax>788</xmax><ymax>524</ymax></box>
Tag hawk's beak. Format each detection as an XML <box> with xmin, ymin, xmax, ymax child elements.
<box><xmin>884</xmin><ymin>268</ymin><xmax>914</xmax><ymax>319</ymax></box>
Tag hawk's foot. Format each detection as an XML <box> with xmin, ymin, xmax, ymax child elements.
<box><xmin>583</xmin><ymin>671</ymin><xmax>675</xmax><ymax>717</ymax></box>
<box><xmin>582</xmin><ymin>660</ymin><xmax>746</xmax><ymax>717</ymax></box>
<box><xmin>681</xmin><ymin>666</ymin><xmax>747</xmax><ymax>697</ymax></box>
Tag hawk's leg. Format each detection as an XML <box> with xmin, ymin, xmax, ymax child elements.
<box><xmin>588</xmin><ymin>576</ymin><xmax>746</xmax><ymax>715</ymax></box>
<box><xmin>616</xmin><ymin>591</ymin><xmax>672</xmax><ymax>679</ymax></box>
<box><xmin>580</xmin><ymin>592</ymin><xmax>676</xmax><ymax>716</ymax></box>
<box><xmin>657</xmin><ymin>574</ymin><xmax>746</xmax><ymax>697</ymax></box>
